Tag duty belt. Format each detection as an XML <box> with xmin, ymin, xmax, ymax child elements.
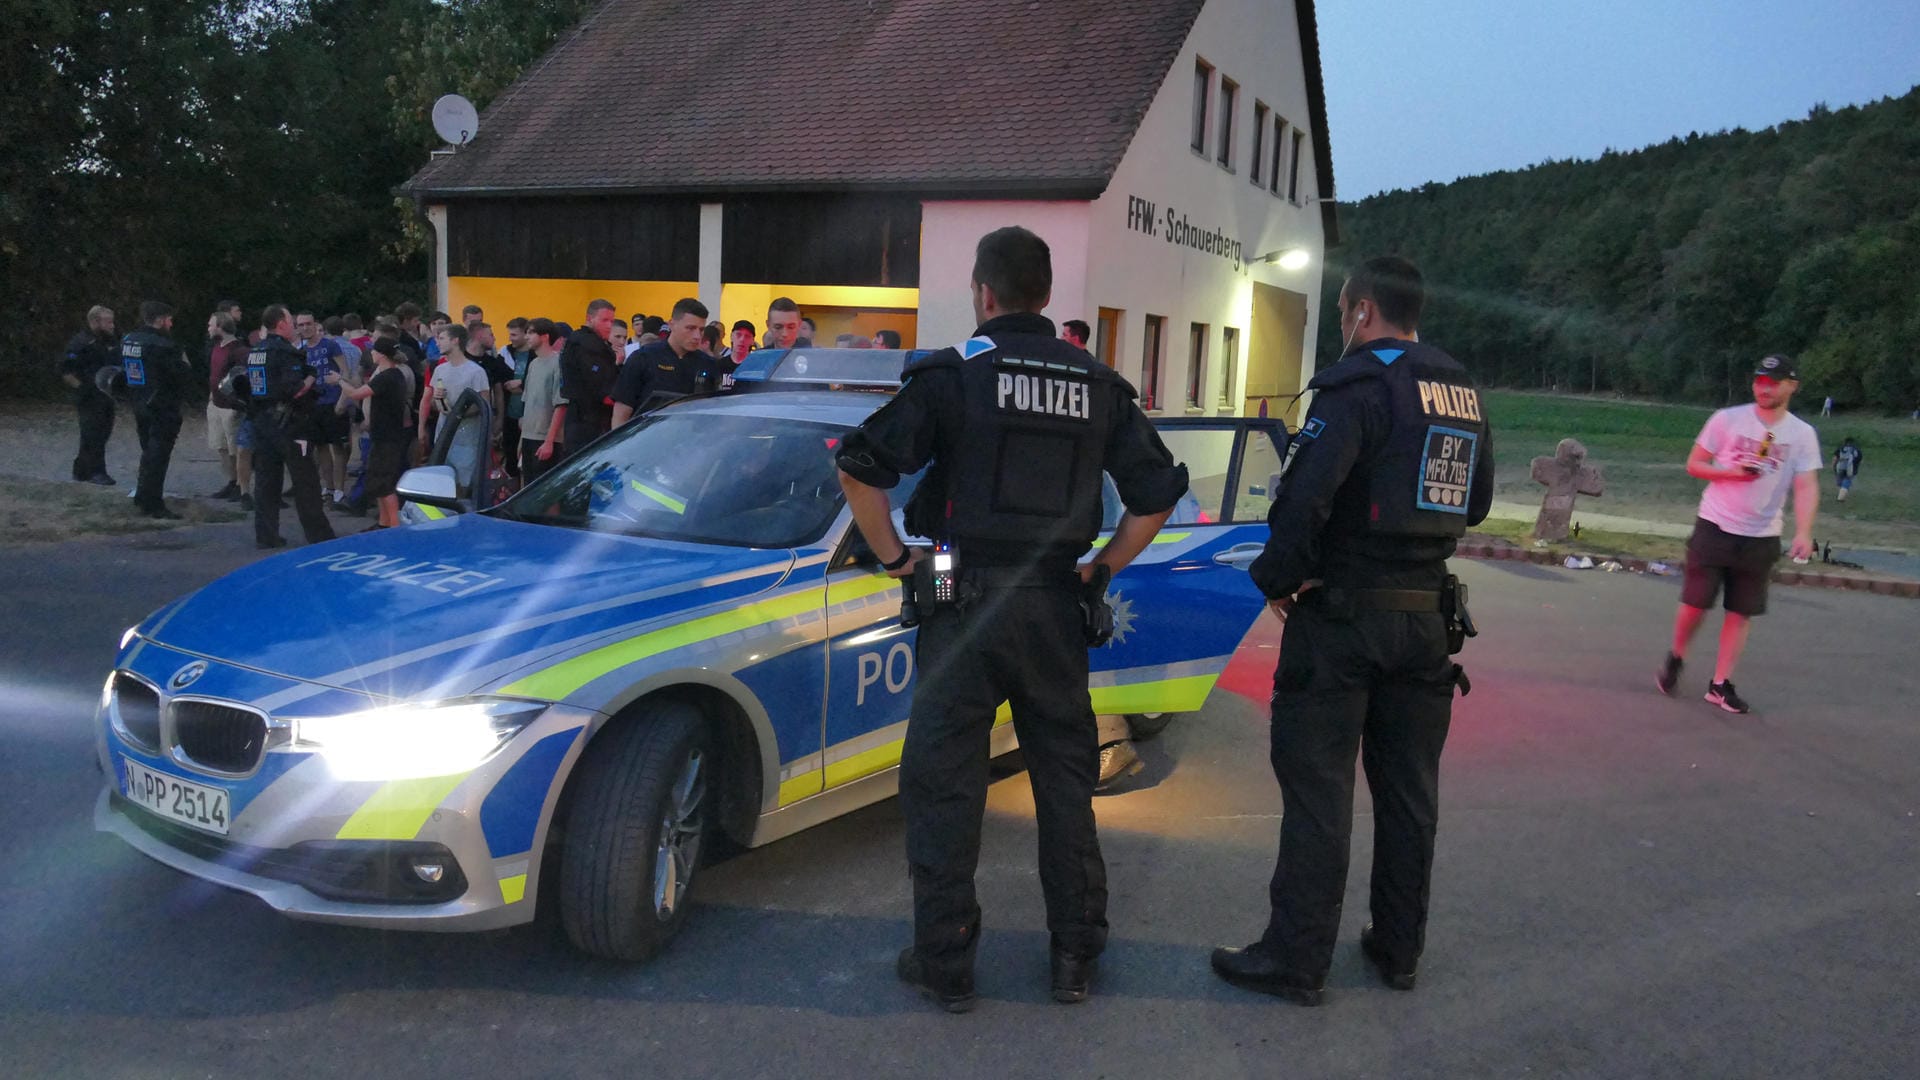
<box><xmin>1309</xmin><ymin>587</ymin><xmax>1444</xmax><ymax>612</ymax></box>
<box><xmin>962</xmin><ymin>566</ymin><xmax>1077</xmax><ymax>589</ymax></box>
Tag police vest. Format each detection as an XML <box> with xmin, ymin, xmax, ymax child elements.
<box><xmin>121</xmin><ymin>329</ymin><xmax>179</xmax><ymax>409</ymax></box>
<box><xmin>1310</xmin><ymin>340</ymin><xmax>1487</xmax><ymax>539</ymax></box>
<box><xmin>910</xmin><ymin>332</ymin><xmax>1119</xmax><ymax>548</ymax></box>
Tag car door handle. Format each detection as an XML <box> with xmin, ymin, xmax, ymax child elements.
<box><xmin>1212</xmin><ymin>543</ymin><xmax>1263</xmax><ymax>569</ymax></box>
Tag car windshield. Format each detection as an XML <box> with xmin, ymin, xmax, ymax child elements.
<box><xmin>499</xmin><ymin>411</ymin><xmax>850</xmax><ymax>547</ymax></box>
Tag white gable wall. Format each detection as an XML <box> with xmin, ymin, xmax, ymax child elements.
<box><xmin>1075</xmin><ymin>0</ymin><xmax>1327</xmax><ymax>416</ymax></box>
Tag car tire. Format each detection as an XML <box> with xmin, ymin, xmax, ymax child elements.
<box><xmin>1125</xmin><ymin>712</ymin><xmax>1174</xmax><ymax>741</ymax></box>
<box><xmin>559</xmin><ymin>701</ymin><xmax>711</xmax><ymax>961</ymax></box>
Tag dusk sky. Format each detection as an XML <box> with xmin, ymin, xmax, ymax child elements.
<box><xmin>1315</xmin><ymin>0</ymin><xmax>1920</xmax><ymax>198</ymax></box>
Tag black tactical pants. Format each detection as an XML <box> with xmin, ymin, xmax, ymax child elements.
<box><xmin>1263</xmin><ymin>597</ymin><xmax>1457</xmax><ymax>982</ymax></box>
<box><xmin>73</xmin><ymin>388</ymin><xmax>115</xmax><ymax>481</ymax></box>
<box><xmin>251</xmin><ymin>422</ymin><xmax>337</xmax><ymax>546</ymax></box>
<box><xmin>900</xmin><ymin>580</ymin><xmax>1108</xmax><ymax>974</ymax></box>
<box><xmin>132</xmin><ymin>406</ymin><xmax>181</xmax><ymax>512</ymax></box>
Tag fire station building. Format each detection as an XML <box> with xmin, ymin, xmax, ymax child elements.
<box><xmin>406</xmin><ymin>0</ymin><xmax>1337</xmax><ymax>421</ymax></box>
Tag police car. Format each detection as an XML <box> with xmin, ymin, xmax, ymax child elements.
<box><xmin>95</xmin><ymin>348</ymin><xmax>1286</xmax><ymax>960</ymax></box>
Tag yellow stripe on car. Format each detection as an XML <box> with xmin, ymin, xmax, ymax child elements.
<box><xmin>416</xmin><ymin>505</ymin><xmax>447</xmax><ymax>521</ymax></box>
<box><xmin>1088</xmin><ymin>531</ymin><xmax>1191</xmax><ymax>549</ymax></box>
<box><xmin>334</xmin><ymin>773</ymin><xmax>470</xmax><ymax>840</ymax></box>
<box><xmin>502</xmin><ymin>574</ymin><xmax>898</xmax><ymax>701</ymax></box>
<box><xmin>627</xmin><ymin>479</ymin><xmax>687</xmax><ymax>514</ymax></box>
<box><xmin>1091</xmin><ymin>673</ymin><xmax>1217</xmax><ymax>715</ymax></box>
<box><xmin>498</xmin><ymin>873</ymin><xmax>528</xmax><ymax>904</ymax></box>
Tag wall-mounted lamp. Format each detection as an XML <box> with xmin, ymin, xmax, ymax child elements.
<box><xmin>1257</xmin><ymin>248</ymin><xmax>1312</xmax><ymax>271</ymax></box>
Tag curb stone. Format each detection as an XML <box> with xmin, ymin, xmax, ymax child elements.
<box><xmin>1454</xmin><ymin>541</ymin><xmax>1920</xmax><ymax>599</ymax></box>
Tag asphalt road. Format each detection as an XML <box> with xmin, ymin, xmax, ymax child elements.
<box><xmin>1</xmin><ymin>524</ymin><xmax>1916</xmax><ymax>1078</ymax></box>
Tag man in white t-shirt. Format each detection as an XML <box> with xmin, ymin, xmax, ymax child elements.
<box><xmin>1656</xmin><ymin>354</ymin><xmax>1821</xmax><ymax>714</ymax></box>
<box><xmin>418</xmin><ymin>323</ymin><xmax>494</xmax><ymax>453</ymax></box>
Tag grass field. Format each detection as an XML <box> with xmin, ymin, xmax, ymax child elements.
<box><xmin>1481</xmin><ymin>390</ymin><xmax>1920</xmax><ymax>553</ymax></box>
<box><xmin>0</xmin><ymin>476</ymin><xmax>244</xmax><ymax>545</ymax></box>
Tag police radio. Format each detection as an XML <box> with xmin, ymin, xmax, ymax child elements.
<box><xmin>897</xmin><ymin>543</ymin><xmax>957</xmax><ymax>629</ymax></box>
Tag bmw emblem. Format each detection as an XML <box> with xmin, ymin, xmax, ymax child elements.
<box><xmin>168</xmin><ymin>661</ymin><xmax>207</xmax><ymax>691</ymax></box>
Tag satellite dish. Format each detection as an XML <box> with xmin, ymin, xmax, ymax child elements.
<box><xmin>431</xmin><ymin>94</ymin><xmax>480</xmax><ymax>146</ymax></box>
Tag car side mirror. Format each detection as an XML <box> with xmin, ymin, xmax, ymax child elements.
<box><xmin>397</xmin><ymin>465</ymin><xmax>463</xmax><ymax>511</ymax></box>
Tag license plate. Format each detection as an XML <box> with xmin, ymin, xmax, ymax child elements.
<box><xmin>121</xmin><ymin>756</ymin><xmax>230</xmax><ymax>835</ymax></box>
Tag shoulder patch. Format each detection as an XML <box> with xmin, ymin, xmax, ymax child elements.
<box><xmin>1300</xmin><ymin>417</ymin><xmax>1325</xmax><ymax>439</ymax></box>
<box><xmin>1371</xmin><ymin>348</ymin><xmax>1405</xmax><ymax>365</ymax></box>
<box><xmin>957</xmin><ymin>336</ymin><xmax>997</xmax><ymax>360</ymax></box>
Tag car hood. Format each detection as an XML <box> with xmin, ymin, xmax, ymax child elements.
<box><xmin>141</xmin><ymin>513</ymin><xmax>797</xmax><ymax>701</ymax></box>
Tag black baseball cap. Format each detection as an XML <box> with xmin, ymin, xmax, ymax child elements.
<box><xmin>1753</xmin><ymin>354</ymin><xmax>1798</xmax><ymax>380</ymax></box>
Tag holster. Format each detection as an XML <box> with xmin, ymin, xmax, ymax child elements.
<box><xmin>1080</xmin><ymin>563</ymin><xmax>1114</xmax><ymax>647</ymax></box>
<box><xmin>1442</xmin><ymin>574</ymin><xmax>1477</xmax><ymax>655</ymax></box>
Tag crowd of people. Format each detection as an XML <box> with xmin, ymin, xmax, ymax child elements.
<box><xmin>57</xmin><ymin>293</ymin><xmax>889</xmax><ymax>547</ymax></box>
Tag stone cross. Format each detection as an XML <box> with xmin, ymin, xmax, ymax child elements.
<box><xmin>1530</xmin><ymin>438</ymin><xmax>1605</xmax><ymax>541</ymax></box>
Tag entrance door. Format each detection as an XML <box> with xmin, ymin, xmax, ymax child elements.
<box><xmin>1246</xmin><ymin>282</ymin><xmax>1308</xmax><ymax>426</ymax></box>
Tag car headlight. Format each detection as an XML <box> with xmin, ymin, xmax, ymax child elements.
<box><xmin>292</xmin><ymin>699</ymin><xmax>546</xmax><ymax>781</ymax></box>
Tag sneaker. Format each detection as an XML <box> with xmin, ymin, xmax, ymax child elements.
<box><xmin>1705</xmin><ymin>680</ymin><xmax>1750</xmax><ymax>714</ymax></box>
<box><xmin>1095</xmin><ymin>740</ymin><xmax>1144</xmax><ymax>792</ymax></box>
<box><xmin>1655</xmin><ymin>653</ymin><xmax>1683</xmax><ymax>696</ymax></box>
<box><xmin>238</xmin><ymin>494</ymin><xmax>254</xmax><ymax>511</ymax></box>
<box><xmin>87</xmin><ymin>473</ymin><xmax>116</xmax><ymax>486</ymax></box>
<box><xmin>212</xmin><ymin>483</ymin><xmax>242</xmax><ymax>500</ymax></box>
<box><xmin>142</xmin><ymin>505</ymin><xmax>183</xmax><ymax>521</ymax></box>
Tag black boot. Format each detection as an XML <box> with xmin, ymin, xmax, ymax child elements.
<box><xmin>1050</xmin><ymin>949</ymin><xmax>1097</xmax><ymax>1004</ymax></box>
<box><xmin>1209</xmin><ymin>942</ymin><xmax>1324</xmax><ymax>1005</ymax></box>
<box><xmin>1360</xmin><ymin>923</ymin><xmax>1417</xmax><ymax>990</ymax></box>
<box><xmin>897</xmin><ymin>947</ymin><xmax>977</xmax><ymax>1013</ymax></box>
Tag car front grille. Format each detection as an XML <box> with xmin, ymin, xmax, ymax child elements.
<box><xmin>114</xmin><ymin>674</ymin><xmax>162</xmax><ymax>751</ymax></box>
<box><xmin>172</xmin><ymin>700</ymin><xmax>268</xmax><ymax>774</ymax></box>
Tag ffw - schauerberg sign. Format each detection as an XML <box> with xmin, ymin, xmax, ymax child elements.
<box><xmin>1124</xmin><ymin>194</ymin><xmax>1250</xmax><ymax>271</ymax></box>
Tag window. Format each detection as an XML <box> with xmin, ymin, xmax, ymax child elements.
<box><xmin>1216</xmin><ymin>78</ymin><xmax>1237</xmax><ymax>169</ymax></box>
<box><xmin>1289</xmin><ymin>129</ymin><xmax>1306</xmax><ymax>202</ymax></box>
<box><xmin>1231</xmin><ymin>425</ymin><xmax>1286</xmax><ymax>520</ymax></box>
<box><xmin>1269</xmin><ymin>116</ymin><xmax>1287</xmax><ymax>195</ymax></box>
<box><xmin>1190</xmin><ymin>60</ymin><xmax>1212</xmax><ymax>154</ymax></box>
<box><xmin>1186</xmin><ymin>323</ymin><xmax>1208</xmax><ymax>408</ymax></box>
<box><xmin>1219</xmin><ymin>327</ymin><xmax>1240</xmax><ymax>407</ymax></box>
<box><xmin>1251</xmin><ymin>102</ymin><xmax>1268</xmax><ymax>185</ymax></box>
<box><xmin>1141</xmin><ymin>315</ymin><xmax>1166</xmax><ymax>411</ymax></box>
<box><xmin>1095</xmin><ymin>307</ymin><xmax>1121</xmax><ymax>368</ymax></box>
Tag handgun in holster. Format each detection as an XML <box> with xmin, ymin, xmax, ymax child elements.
<box><xmin>1081</xmin><ymin>563</ymin><xmax>1114</xmax><ymax>647</ymax></box>
<box><xmin>1442</xmin><ymin>574</ymin><xmax>1477</xmax><ymax>655</ymax></box>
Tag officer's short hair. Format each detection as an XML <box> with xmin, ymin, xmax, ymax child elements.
<box><xmin>261</xmin><ymin>304</ymin><xmax>291</xmax><ymax>331</ymax></box>
<box><xmin>586</xmin><ymin>298</ymin><xmax>615</xmax><ymax>319</ymax></box>
<box><xmin>671</xmin><ymin>297</ymin><xmax>709</xmax><ymax>322</ymax></box>
<box><xmin>212</xmin><ymin>312</ymin><xmax>237</xmax><ymax>336</ymax></box>
<box><xmin>972</xmin><ymin>226</ymin><xmax>1052</xmax><ymax>312</ymax></box>
<box><xmin>768</xmin><ymin>297</ymin><xmax>799</xmax><ymax>317</ymax></box>
<box><xmin>1345</xmin><ymin>255</ymin><xmax>1425</xmax><ymax>329</ymax></box>
<box><xmin>394</xmin><ymin>302</ymin><xmax>423</xmax><ymax>322</ymax></box>
<box><xmin>139</xmin><ymin>300</ymin><xmax>173</xmax><ymax>324</ymax></box>
<box><xmin>732</xmin><ymin>319</ymin><xmax>756</xmax><ymax>335</ymax></box>
<box><xmin>1062</xmin><ymin>319</ymin><xmax>1091</xmax><ymax>345</ymax></box>
<box><xmin>874</xmin><ymin>328</ymin><xmax>902</xmax><ymax>349</ymax></box>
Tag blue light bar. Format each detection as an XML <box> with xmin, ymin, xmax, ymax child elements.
<box><xmin>730</xmin><ymin>348</ymin><xmax>935</xmax><ymax>389</ymax></box>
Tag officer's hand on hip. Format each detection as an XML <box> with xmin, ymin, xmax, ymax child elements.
<box><xmin>1268</xmin><ymin>579</ymin><xmax>1320</xmax><ymax>621</ymax></box>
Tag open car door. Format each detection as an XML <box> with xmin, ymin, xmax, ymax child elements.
<box><xmin>399</xmin><ymin>387</ymin><xmax>494</xmax><ymax>522</ymax></box>
<box><xmin>1090</xmin><ymin>417</ymin><xmax>1287</xmax><ymax>724</ymax></box>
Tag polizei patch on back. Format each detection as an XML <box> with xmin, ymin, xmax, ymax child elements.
<box><xmin>1416</xmin><ymin>379</ymin><xmax>1483</xmax><ymax>422</ymax></box>
<box><xmin>1416</xmin><ymin>425</ymin><xmax>1477</xmax><ymax>513</ymax></box>
<box><xmin>995</xmin><ymin>359</ymin><xmax>1093</xmax><ymax>421</ymax></box>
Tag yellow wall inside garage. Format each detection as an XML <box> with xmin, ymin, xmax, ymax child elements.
<box><xmin>447</xmin><ymin>277</ymin><xmax>702</xmax><ymax>326</ymax></box>
<box><xmin>721</xmin><ymin>283</ymin><xmax>920</xmax><ymax>345</ymax></box>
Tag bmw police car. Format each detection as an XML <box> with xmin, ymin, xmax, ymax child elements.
<box><xmin>95</xmin><ymin>348</ymin><xmax>1286</xmax><ymax>960</ymax></box>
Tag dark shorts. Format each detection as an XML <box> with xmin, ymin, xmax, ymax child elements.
<box><xmin>316</xmin><ymin>408</ymin><xmax>351</xmax><ymax>446</ymax></box>
<box><xmin>1681</xmin><ymin>517</ymin><xmax>1780</xmax><ymax>616</ymax></box>
<box><xmin>364</xmin><ymin>440</ymin><xmax>407</xmax><ymax>499</ymax></box>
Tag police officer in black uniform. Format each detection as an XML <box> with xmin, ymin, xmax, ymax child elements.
<box><xmin>837</xmin><ymin>227</ymin><xmax>1189</xmax><ymax>1012</ymax></box>
<box><xmin>122</xmin><ymin>301</ymin><xmax>191</xmax><ymax>519</ymax></box>
<box><xmin>61</xmin><ymin>305</ymin><xmax>118</xmax><ymax>485</ymax></box>
<box><xmin>609</xmin><ymin>297</ymin><xmax>713</xmax><ymax>426</ymax></box>
<box><xmin>1211</xmin><ymin>256</ymin><xmax>1494</xmax><ymax>1005</ymax></box>
<box><xmin>236</xmin><ymin>304</ymin><xmax>336</xmax><ymax>549</ymax></box>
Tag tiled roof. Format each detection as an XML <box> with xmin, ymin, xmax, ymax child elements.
<box><xmin>408</xmin><ymin>0</ymin><xmax>1335</xmax><ymax>224</ymax></box>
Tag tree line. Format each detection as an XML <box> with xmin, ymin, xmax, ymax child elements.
<box><xmin>1319</xmin><ymin>85</ymin><xmax>1920</xmax><ymax>413</ymax></box>
<box><xmin>3</xmin><ymin>0</ymin><xmax>593</xmax><ymax>397</ymax></box>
